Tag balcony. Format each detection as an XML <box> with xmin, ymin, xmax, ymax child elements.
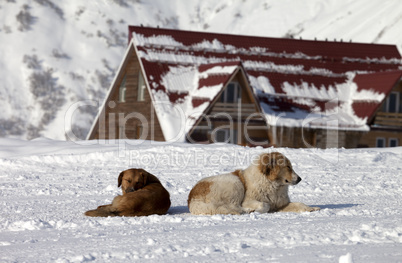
<box><xmin>209</xmin><ymin>103</ymin><xmax>264</xmax><ymax>121</ymax></box>
<box><xmin>374</xmin><ymin>112</ymin><xmax>402</xmax><ymax>127</ymax></box>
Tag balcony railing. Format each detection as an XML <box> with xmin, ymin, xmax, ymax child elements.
<box><xmin>209</xmin><ymin>102</ymin><xmax>264</xmax><ymax>120</ymax></box>
<box><xmin>374</xmin><ymin>112</ymin><xmax>402</xmax><ymax>127</ymax></box>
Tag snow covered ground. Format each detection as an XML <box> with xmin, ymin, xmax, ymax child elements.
<box><xmin>0</xmin><ymin>139</ymin><xmax>401</xmax><ymax>262</ymax></box>
<box><xmin>1</xmin><ymin>0</ymin><xmax>402</xmax><ymax>140</ymax></box>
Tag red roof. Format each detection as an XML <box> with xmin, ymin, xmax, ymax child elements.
<box><xmin>129</xmin><ymin>26</ymin><xmax>401</xmax><ymax>60</ymax></box>
<box><xmin>352</xmin><ymin>71</ymin><xmax>402</xmax><ymax>120</ymax></box>
<box><xmin>129</xmin><ymin>26</ymin><xmax>402</xmax><ymax>131</ymax></box>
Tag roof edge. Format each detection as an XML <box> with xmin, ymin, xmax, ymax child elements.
<box><xmin>128</xmin><ymin>25</ymin><xmax>401</xmax><ymax>59</ymax></box>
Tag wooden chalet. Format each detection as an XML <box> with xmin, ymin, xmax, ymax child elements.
<box><xmin>87</xmin><ymin>26</ymin><xmax>402</xmax><ymax>148</ymax></box>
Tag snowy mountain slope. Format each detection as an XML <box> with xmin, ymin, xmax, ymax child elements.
<box><xmin>0</xmin><ymin>139</ymin><xmax>401</xmax><ymax>262</ymax></box>
<box><xmin>0</xmin><ymin>0</ymin><xmax>401</xmax><ymax>140</ymax></box>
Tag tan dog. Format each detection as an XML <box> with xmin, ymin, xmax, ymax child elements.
<box><xmin>188</xmin><ymin>152</ymin><xmax>320</xmax><ymax>215</ymax></box>
<box><xmin>85</xmin><ymin>169</ymin><xmax>171</xmax><ymax>217</ymax></box>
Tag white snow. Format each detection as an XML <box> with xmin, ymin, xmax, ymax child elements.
<box><xmin>0</xmin><ymin>138</ymin><xmax>401</xmax><ymax>262</ymax></box>
<box><xmin>256</xmin><ymin>76</ymin><xmax>384</xmax><ymax>131</ymax></box>
<box><xmin>134</xmin><ymin>34</ymin><xmax>184</xmax><ymax>48</ymax></box>
<box><xmin>339</xmin><ymin>252</ymin><xmax>354</xmax><ymax>263</ymax></box>
<box><xmin>161</xmin><ymin>66</ymin><xmax>198</xmax><ymax>94</ymax></box>
<box><xmin>200</xmin><ymin>65</ymin><xmax>238</xmax><ymax>77</ymax></box>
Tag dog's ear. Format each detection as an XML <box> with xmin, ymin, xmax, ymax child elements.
<box><xmin>140</xmin><ymin>169</ymin><xmax>159</xmax><ymax>185</ymax></box>
<box><xmin>118</xmin><ymin>171</ymin><xmax>124</xmax><ymax>187</ymax></box>
<box><xmin>260</xmin><ymin>153</ymin><xmax>275</xmax><ymax>175</ymax></box>
<box><xmin>260</xmin><ymin>153</ymin><xmax>282</xmax><ymax>182</ymax></box>
<box><xmin>141</xmin><ymin>169</ymin><xmax>150</xmax><ymax>186</ymax></box>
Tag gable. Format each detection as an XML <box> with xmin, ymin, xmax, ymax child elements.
<box><xmin>87</xmin><ymin>44</ymin><xmax>136</xmax><ymax>139</ymax></box>
<box><xmin>353</xmin><ymin>71</ymin><xmax>402</xmax><ymax>122</ymax></box>
<box><xmin>87</xmin><ymin>44</ymin><xmax>166</xmax><ymax>141</ymax></box>
<box><xmin>188</xmin><ymin>67</ymin><xmax>270</xmax><ymax>144</ymax></box>
<box><xmin>137</xmin><ymin>60</ymin><xmax>245</xmax><ymax>141</ymax></box>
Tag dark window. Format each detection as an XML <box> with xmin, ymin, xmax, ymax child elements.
<box><xmin>376</xmin><ymin>138</ymin><xmax>385</xmax><ymax>148</ymax></box>
<box><xmin>119</xmin><ymin>76</ymin><xmax>126</xmax><ymax>102</ymax></box>
<box><xmin>384</xmin><ymin>92</ymin><xmax>400</xmax><ymax>113</ymax></box>
<box><xmin>138</xmin><ymin>71</ymin><xmax>146</xmax><ymax>101</ymax></box>
<box><xmin>389</xmin><ymin>93</ymin><xmax>397</xmax><ymax>113</ymax></box>
<box><xmin>136</xmin><ymin>124</ymin><xmax>143</xmax><ymax>139</ymax></box>
<box><xmin>389</xmin><ymin>138</ymin><xmax>398</xmax><ymax>147</ymax></box>
<box><xmin>214</xmin><ymin>129</ymin><xmax>237</xmax><ymax>144</ymax></box>
<box><xmin>220</xmin><ymin>82</ymin><xmax>241</xmax><ymax>103</ymax></box>
<box><xmin>215</xmin><ymin>129</ymin><xmax>229</xmax><ymax>143</ymax></box>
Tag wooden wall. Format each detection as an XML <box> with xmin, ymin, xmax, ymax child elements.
<box><xmin>357</xmin><ymin>129</ymin><xmax>402</xmax><ymax>147</ymax></box>
<box><xmin>271</xmin><ymin>126</ymin><xmax>363</xmax><ymax>149</ymax></box>
<box><xmin>188</xmin><ymin>70</ymin><xmax>271</xmax><ymax>146</ymax></box>
<box><xmin>89</xmin><ymin>50</ymin><xmax>165</xmax><ymax>141</ymax></box>
<box><xmin>359</xmin><ymin>79</ymin><xmax>402</xmax><ymax>147</ymax></box>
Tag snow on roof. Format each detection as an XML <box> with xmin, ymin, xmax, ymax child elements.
<box><xmin>130</xmin><ymin>26</ymin><xmax>402</xmax><ymax>137</ymax></box>
<box><xmin>141</xmin><ymin>59</ymin><xmax>241</xmax><ymax>141</ymax></box>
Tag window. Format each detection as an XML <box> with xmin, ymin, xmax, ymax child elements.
<box><xmin>214</xmin><ymin>129</ymin><xmax>238</xmax><ymax>144</ymax></box>
<box><xmin>137</xmin><ymin>71</ymin><xmax>146</xmax><ymax>101</ymax></box>
<box><xmin>376</xmin><ymin>137</ymin><xmax>386</xmax><ymax>148</ymax></box>
<box><xmin>215</xmin><ymin>129</ymin><xmax>229</xmax><ymax>143</ymax></box>
<box><xmin>383</xmin><ymin>92</ymin><xmax>400</xmax><ymax>113</ymax></box>
<box><xmin>389</xmin><ymin>138</ymin><xmax>399</xmax><ymax>147</ymax></box>
<box><xmin>118</xmin><ymin>76</ymin><xmax>126</xmax><ymax>102</ymax></box>
<box><xmin>136</xmin><ymin>124</ymin><xmax>143</xmax><ymax>139</ymax></box>
<box><xmin>232</xmin><ymin>129</ymin><xmax>238</xmax><ymax>144</ymax></box>
<box><xmin>220</xmin><ymin>82</ymin><xmax>241</xmax><ymax>103</ymax></box>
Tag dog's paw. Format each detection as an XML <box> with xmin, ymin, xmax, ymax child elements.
<box><xmin>308</xmin><ymin>206</ymin><xmax>321</xmax><ymax>212</ymax></box>
<box><xmin>300</xmin><ymin>204</ymin><xmax>320</xmax><ymax>213</ymax></box>
<box><xmin>242</xmin><ymin>207</ymin><xmax>254</xmax><ymax>213</ymax></box>
<box><xmin>242</xmin><ymin>200</ymin><xmax>270</xmax><ymax>214</ymax></box>
<box><xmin>255</xmin><ymin>202</ymin><xmax>270</xmax><ymax>213</ymax></box>
<box><xmin>279</xmin><ymin>202</ymin><xmax>320</xmax><ymax>213</ymax></box>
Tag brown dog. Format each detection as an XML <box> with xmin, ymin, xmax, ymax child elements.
<box><xmin>85</xmin><ymin>169</ymin><xmax>171</xmax><ymax>217</ymax></box>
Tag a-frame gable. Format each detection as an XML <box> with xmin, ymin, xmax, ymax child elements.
<box><xmin>87</xmin><ymin>40</ymin><xmax>166</xmax><ymax>141</ymax></box>
<box><xmin>367</xmin><ymin>71</ymin><xmax>402</xmax><ymax>125</ymax></box>
<box><xmin>86</xmin><ymin>42</ymin><xmax>136</xmax><ymax>140</ymax></box>
<box><xmin>188</xmin><ymin>63</ymin><xmax>271</xmax><ymax>145</ymax></box>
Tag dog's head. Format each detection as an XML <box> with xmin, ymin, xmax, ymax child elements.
<box><xmin>258</xmin><ymin>152</ymin><xmax>301</xmax><ymax>185</ymax></box>
<box><xmin>118</xmin><ymin>168</ymin><xmax>159</xmax><ymax>194</ymax></box>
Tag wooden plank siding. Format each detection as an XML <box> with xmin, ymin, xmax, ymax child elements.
<box><xmin>357</xmin><ymin>129</ymin><xmax>402</xmax><ymax>148</ymax></box>
<box><xmin>269</xmin><ymin>126</ymin><xmax>364</xmax><ymax>149</ymax></box>
<box><xmin>89</xmin><ymin>51</ymin><xmax>165</xmax><ymax>141</ymax></box>
<box><xmin>357</xmin><ymin>78</ymin><xmax>402</xmax><ymax>147</ymax></box>
<box><xmin>188</xmin><ymin>70</ymin><xmax>272</xmax><ymax>146</ymax></box>
<box><xmin>374</xmin><ymin>112</ymin><xmax>402</xmax><ymax>127</ymax></box>
<box><xmin>209</xmin><ymin>103</ymin><xmax>264</xmax><ymax>120</ymax></box>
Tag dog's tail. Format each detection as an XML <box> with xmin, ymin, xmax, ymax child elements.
<box><xmin>84</xmin><ymin>207</ymin><xmax>118</xmax><ymax>217</ymax></box>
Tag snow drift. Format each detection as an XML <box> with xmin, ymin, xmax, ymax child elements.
<box><xmin>0</xmin><ymin>139</ymin><xmax>401</xmax><ymax>262</ymax></box>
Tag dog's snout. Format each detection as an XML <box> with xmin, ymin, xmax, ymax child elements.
<box><xmin>295</xmin><ymin>175</ymin><xmax>302</xmax><ymax>185</ymax></box>
<box><xmin>125</xmin><ymin>187</ymin><xmax>135</xmax><ymax>193</ymax></box>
